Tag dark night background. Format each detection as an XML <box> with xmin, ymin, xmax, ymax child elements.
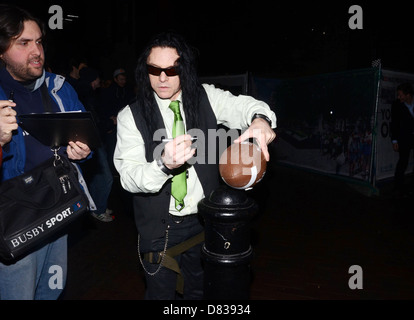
<box><xmin>3</xmin><ymin>1</ymin><xmax>414</xmax><ymax>303</ymax></box>
<box><xmin>3</xmin><ymin>0</ymin><xmax>414</xmax><ymax>83</ymax></box>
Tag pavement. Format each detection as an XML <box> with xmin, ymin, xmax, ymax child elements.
<box><xmin>59</xmin><ymin>153</ymin><xmax>414</xmax><ymax>301</ymax></box>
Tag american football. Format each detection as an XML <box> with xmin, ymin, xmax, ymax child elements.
<box><xmin>219</xmin><ymin>141</ymin><xmax>267</xmax><ymax>190</ymax></box>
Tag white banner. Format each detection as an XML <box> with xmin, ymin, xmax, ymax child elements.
<box><xmin>252</xmin><ymin>69</ymin><xmax>379</xmax><ymax>184</ymax></box>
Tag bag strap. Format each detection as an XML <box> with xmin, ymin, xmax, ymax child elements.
<box><xmin>40</xmin><ymin>81</ymin><xmax>54</xmax><ymax>112</ymax></box>
<box><xmin>142</xmin><ymin>231</ymin><xmax>205</xmax><ymax>294</ymax></box>
<box><xmin>165</xmin><ymin>231</ymin><xmax>205</xmax><ymax>258</ymax></box>
<box><xmin>163</xmin><ymin>231</ymin><xmax>205</xmax><ymax>294</ymax></box>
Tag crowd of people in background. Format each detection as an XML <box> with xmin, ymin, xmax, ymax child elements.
<box><xmin>320</xmin><ymin>128</ymin><xmax>372</xmax><ymax>178</ymax></box>
<box><xmin>56</xmin><ymin>57</ymin><xmax>136</xmax><ymax>222</ymax></box>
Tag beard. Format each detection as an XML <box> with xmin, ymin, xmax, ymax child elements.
<box><xmin>3</xmin><ymin>55</ymin><xmax>44</xmax><ymax>82</ymax></box>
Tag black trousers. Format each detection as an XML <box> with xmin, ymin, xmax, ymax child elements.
<box><xmin>138</xmin><ymin>214</ymin><xmax>204</xmax><ymax>300</ymax></box>
<box><xmin>395</xmin><ymin>136</ymin><xmax>414</xmax><ymax>191</ymax></box>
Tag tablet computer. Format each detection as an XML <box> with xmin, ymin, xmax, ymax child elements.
<box><xmin>18</xmin><ymin>111</ymin><xmax>102</xmax><ymax>149</ymax></box>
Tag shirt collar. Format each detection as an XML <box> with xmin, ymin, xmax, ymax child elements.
<box><xmin>154</xmin><ymin>92</ymin><xmax>182</xmax><ymax>112</ymax></box>
<box><xmin>405</xmin><ymin>101</ymin><xmax>414</xmax><ymax>109</ymax></box>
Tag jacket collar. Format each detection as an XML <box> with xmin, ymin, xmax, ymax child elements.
<box><xmin>32</xmin><ymin>70</ymin><xmax>45</xmax><ymax>91</ymax></box>
<box><xmin>45</xmin><ymin>72</ymin><xmax>65</xmax><ymax>92</ymax></box>
<box><xmin>0</xmin><ymin>67</ymin><xmax>45</xmax><ymax>93</ymax></box>
<box><xmin>0</xmin><ymin>68</ymin><xmax>65</xmax><ymax>95</ymax></box>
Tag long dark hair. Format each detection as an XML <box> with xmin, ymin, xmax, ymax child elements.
<box><xmin>0</xmin><ymin>4</ymin><xmax>45</xmax><ymax>55</ymax></box>
<box><xmin>135</xmin><ymin>31</ymin><xmax>201</xmax><ymax>135</ymax></box>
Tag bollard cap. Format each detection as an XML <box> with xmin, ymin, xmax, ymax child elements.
<box><xmin>208</xmin><ymin>185</ymin><xmax>250</xmax><ymax>206</ymax></box>
<box><xmin>198</xmin><ymin>185</ymin><xmax>258</xmax><ymax>221</ymax></box>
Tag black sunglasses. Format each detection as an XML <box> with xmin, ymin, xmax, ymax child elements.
<box><xmin>147</xmin><ymin>64</ymin><xmax>179</xmax><ymax>77</ymax></box>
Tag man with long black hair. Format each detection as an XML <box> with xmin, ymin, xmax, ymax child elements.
<box><xmin>114</xmin><ymin>32</ymin><xmax>276</xmax><ymax>299</ymax></box>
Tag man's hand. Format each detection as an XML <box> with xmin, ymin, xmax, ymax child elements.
<box><xmin>67</xmin><ymin>141</ymin><xmax>91</xmax><ymax>160</ymax></box>
<box><xmin>162</xmin><ymin>134</ymin><xmax>196</xmax><ymax>170</ymax></box>
<box><xmin>233</xmin><ymin>117</ymin><xmax>276</xmax><ymax>161</ymax></box>
<box><xmin>0</xmin><ymin>100</ymin><xmax>18</xmax><ymax>147</ymax></box>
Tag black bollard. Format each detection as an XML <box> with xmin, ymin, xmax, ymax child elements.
<box><xmin>198</xmin><ymin>185</ymin><xmax>258</xmax><ymax>300</ymax></box>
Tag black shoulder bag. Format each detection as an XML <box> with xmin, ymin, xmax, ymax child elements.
<box><xmin>0</xmin><ymin>83</ymin><xmax>89</xmax><ymax>261</ymax></box>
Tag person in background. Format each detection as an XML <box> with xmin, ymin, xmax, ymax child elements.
<box><xmin>114</xmin><ymin>32</ymin><xmax>276</xmax><ymax>300</ymax></box>
<box><xmin>390</xmin><ymin>82</ymin><xmax>414</xmax><ymax>197</ymax></box>
<box><xmin>65</xmin><ymin>56</ymin><xmax>88</xmax><ymax>93</ymax></box>
<box><xmin>78</xmin><ymin>67</ymin><xmax>114</xmax><ymax>222</ymax></box>
<box><xmin>101</xmin><ymin>68</ymin><xmax>135</xmax><ymax>175</ymax></box>
<box><xmin>0</xmin><ymin>4</ymin><xmax>92</xmax><ymax>299</ymax></box>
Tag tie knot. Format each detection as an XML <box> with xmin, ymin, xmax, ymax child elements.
<box><xmin>169</xmin><ymin>100</ymin><xmax>180</xmax><ymax>114</ymax></box>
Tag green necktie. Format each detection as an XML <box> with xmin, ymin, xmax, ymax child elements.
<box><xmin>169</xmin><ymin>100</ymin><xmax>187</xmax><ymax>211</ymax></box>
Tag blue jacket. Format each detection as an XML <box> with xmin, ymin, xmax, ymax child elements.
<box><xmin>0</xmin><ymin>71</ymin><xmax>96</xmax><ymax>210</ymax></box>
